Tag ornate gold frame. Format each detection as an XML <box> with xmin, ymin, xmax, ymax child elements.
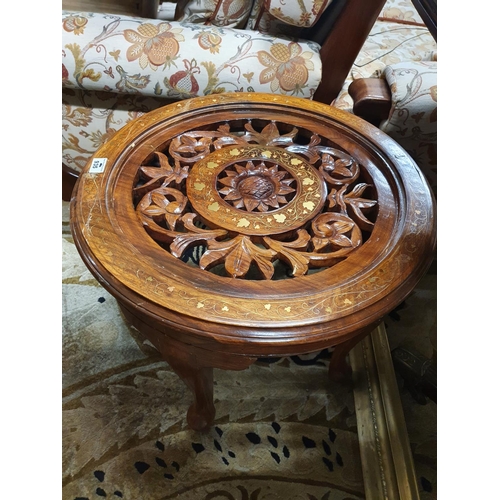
<box><xmin>350</xmin><ymin>324</ymin><xmax>421</xmax><ymax>499</ymax></box>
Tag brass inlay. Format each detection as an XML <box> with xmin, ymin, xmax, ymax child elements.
<box><xmin>186</xmin><ymin>146</ymin><xmax>326</xmax><ymax>236</ymax></box>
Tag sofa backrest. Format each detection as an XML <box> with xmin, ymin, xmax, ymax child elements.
<box><xmin>62</xmin><ymin>0</ymin><xmax>387</xmax><ymax>104</ymax></box>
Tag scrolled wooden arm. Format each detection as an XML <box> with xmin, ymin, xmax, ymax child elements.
<box><xmin>348</xmin><ymin>78</ymin><xmax>392</xmax><ymax>125</ymax></box>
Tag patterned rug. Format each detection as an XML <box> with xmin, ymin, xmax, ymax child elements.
<box><xmin>62</xmin><ymin>200</ymin><xmax>436</xmax><ymax>499</ymax></box>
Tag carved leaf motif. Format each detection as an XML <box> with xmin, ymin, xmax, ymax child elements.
<box><xmin>170</xmin><ymin>214</ymin><xmax>227</xmax><ymax>258</ymax></box>
<box><xmin>285</xmin><ymin>133</ymin><xmax>322</xmax><ymax>163</ymax></box>
<box><xmin>138</xmin><ymin>214</ymin><xmax>177</xmax><ymax>243</ymax></box>
<box><xmin>311</xmin><ymin>214</ymin><xmax>362</xmax><ymax>251</ymax></box>
<box><xmin>264</xmin><ymin>230</ymin><xmax>311</xmax><ymax>276</ymax></box>
<box><xmin>243</xmin><ymin>121</ymin><xmax>298</xmax><ymax>147</ymax></box>
<box><xmin>343</xmin><ymin>183</ymin><xmax>377</xmax><ymax>230</ymax></box>
<box><xmin>213</xmin><ymin>125</ymin><xmax>248</xmax><ymax>149</ymax></box>
<box><xmin>169</xmin><ymin>134</ymin><xmax>213</xmax><ymax>163</ymax></box>
<box><xmin>327</xmin><ymin>183</ymin><xmax>376</xmax><ymax>231</ymax></box>
<box><xmin>132</xmin><ymin>120</ymin><xmax>378</xmax><ymax>279</ymax></box>
<box><xmin>320</xmin><ymin>156</ymin><xmax>360</xmax><ymax>187</ymax></box>
<box><xmin>327</xmin><ymin>187</ymin><xmax>341</xmax><ymax>212</ymax></box>
<box><xmin>134</xmin><ymin>152</ymin><xmax>190</xmax><ymax>197</ymax></box>
<box><xmin>200</xmin><ymin>235</ymin><xmax>276</xmax><ymax>279</ymax></box>
<box><xmin>137</xmin><ymin>187</ymin><xmax>187</xmax><ymax>230</ymax></box>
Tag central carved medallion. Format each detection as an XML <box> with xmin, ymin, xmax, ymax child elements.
<box><xmin>218</xmin><ymin>160</ymin><xmax>295</xmax><ymax>212</ymax></box>
<box><xmin>186</xmin><ymin>146</ymin><xmax>326</xmax><ymax>236</ymax></box>
<box><xmin>133</xmin><ymin>120</ymin><xmax>378</xmax><ymax>280</ymax></box>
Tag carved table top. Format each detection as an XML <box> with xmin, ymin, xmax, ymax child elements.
<box><xmin>70</xmin><ymin>93</ymin><xmax>436</xmax><ymax>356</ymax></box>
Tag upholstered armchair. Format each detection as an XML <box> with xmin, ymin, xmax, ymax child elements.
<box><xmin>348</xmin><ymin>60</ymin><xmax>437</xmax><ymax>194</ymax></box>
<box><xmin>62</xmin><ymin>0</ymin><xmax>387</xmax><ymax>199</ymax></box>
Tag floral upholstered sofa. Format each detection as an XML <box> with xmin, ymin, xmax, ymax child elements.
<box><xmin>62</xmin><ymin>0</ymin><xmax>387</xmax><ymax>189</ymax></box>
<box><xmin>333</xmin><ymin>0</ymin><xmax>437</xmax><ymax>194</ymax></box>
<box><xmin>377</xmin><ymin>60</ymin><xmax>437</xmax><ymax>194</ymax></box>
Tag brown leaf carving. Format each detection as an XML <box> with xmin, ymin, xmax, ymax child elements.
<box><xmin>343</xmin><ymin>183</ymin><xmax>377</xmax><ymax>230</ymax></box>
<box><xmin>320</xmin><ymin>155</ymin><xmax>360</xmax><ymax>186</ymax></box>
<box><xmin>137</xmin><ymin>187</ymin><xmax>187</xmax><ymax>230</ymax></box>
<box><xmin>200</xmin><ymin>235</ymin><xmax>276</xmax><ymax>279</ymax></box>
<box><xmin>170</xmin><ymin>214</ymin><xmax>227</xmax><ymax>258</ymax></box>
<box><xmin>264</xmin><ymin>230</ymin><xmax>311</xmax><ymax>276</ymax></box>
<box><xmin>243</xmin><ymin>121</ymin><xmax>298</xmax><ymax>146</ymax></box>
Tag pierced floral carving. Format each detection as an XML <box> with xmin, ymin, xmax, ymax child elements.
<box><xmin>133</xmin><ymin>120</ymin><xmax>378</xmax><ymax>279</ymax></box>
<box><xmin>218</xmin><ymin>160</ymin><xmax>296</xmax><ymax>212</ymax></box>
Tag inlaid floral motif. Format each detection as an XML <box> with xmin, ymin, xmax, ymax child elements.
<box><xmin>133</xmin><ymin>120</ymin><xmax>378</xmax><ymax>279</ymax></box>
<box><xmin>218</xmin><ymin>161</ymin><xmax>296</xmax><ymax>212</ymax></box>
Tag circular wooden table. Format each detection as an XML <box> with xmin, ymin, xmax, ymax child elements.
<box><xmin>70</xmin><ymin>93</ymin><xmax>436</xmax><ymax>431</ymax></box>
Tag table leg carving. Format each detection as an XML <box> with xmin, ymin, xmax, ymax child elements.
<box><xmin>117</xmin><ymin>303</ymin><xmax>256</xmax><ymax>430</ymax></box>
<box><xmin>329</xmin><ymin>329</ymin><xmax>373</xmax><ymax>381</ymax></box>
<box><xmin>165</xmin><ymin>355</ymin><xmax>216</xmax><ymax>432</ymax></box>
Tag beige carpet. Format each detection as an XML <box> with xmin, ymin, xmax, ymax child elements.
<box><xmin>62</xmin><ymin>200</ymin><xmax>436</xmax><ymax>500</ymax></box>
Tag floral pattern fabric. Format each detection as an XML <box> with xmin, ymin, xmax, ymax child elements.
<box><xmin>62</xmin><ymin>9</ymin><xmax>322</xmax><ymax>174</ymax></box>
<box><xmin>176</xmin><ymin>0</ymin><xmax>254</xmax><ymax>28</ymax></box>
<box><xmin>62</xmin><ymin>0</ymin><xmax>438</xmax><ymax>178</ymax></box>
<box><xmin>264</xmin><ymin>0</ymin><xmax>334</xmax><ymax>28</ymax></box>
<box><xmin>62</xmin><ymin>11</ymin><xmax>321</xmax><ymax>100</ymax></box>
<box><xmin>380</xmin><ymin>61</ymin><xmax>437</xmax><ymax>193</ymax></box>
<box><xmin>62</xmin><ymin>88</ymin><xmax>171</xmax><ymax>172</ymax></box>
<box><xmin>245</xmin><ymin>0</ymin><xmax>301</xmax><ymax>37</ymax></box>
<box><xmin>333</xmin><ymin>0</ymin><xmax>437</xmax><ymax>114</ymax></box>
<box><xmin>332</xmin><ymin>0</ymin><xmax>437</xmax><ymax>193</ymax></box>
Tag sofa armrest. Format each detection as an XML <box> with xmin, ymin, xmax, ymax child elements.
<box><xmin>349</xmin><ymin>61</ymin><xmax>437</xmax><ymax>195</ymax></box>
<box><xmin>348</xmin><ymin>77</ymin><xmax>391</xmax><ymax>125</ymax></box>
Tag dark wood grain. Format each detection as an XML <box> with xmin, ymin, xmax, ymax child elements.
<box><xmin>313</xmin><ymin>0</ymin><xmax>387</xmax><ymax>104</ymax></box>
<box><xmin>70</xmin><ymin>93</ymin><xmax>436</xmax><ymax>431</ymax></box>
<box><xmin>348</xmin><ymin>78</ymin><xmax>392</xmax><ymax>125</ymax></box>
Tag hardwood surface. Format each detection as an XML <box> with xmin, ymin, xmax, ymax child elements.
<box><xmin>70</xmin><ymin>93</ymin><xmax>436</xmax><ymax>431</ymax></box>
<box><xmin>348</xmin><ymin>77</ymin><xmax>392</xmax><ymax>125</ymax></box>
<box><xmin>313</xmin><ymin>0</ymin><xmax>386</xmax><ymax>103</ymax></box>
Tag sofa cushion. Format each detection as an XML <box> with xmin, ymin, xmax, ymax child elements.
<box><xmin>62</xmin><ymin>11</ymin><xmax>322</xmax><ymax>99</ymax></box>
<box><xmin>62</xmin><ymin>88</ymin><xmax>170</xmax><ymax>173</ymax></box>
<box><xmin>380</xmin><ymin>60</ymin><xmax>437</xmax><ymax>193</ymax></box>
